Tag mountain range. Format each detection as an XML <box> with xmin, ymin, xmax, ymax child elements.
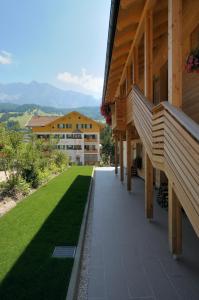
<box><xmin>0</xmin><ymin>81</ymin><xmax>101</xmax><ymax>108</ymax></box>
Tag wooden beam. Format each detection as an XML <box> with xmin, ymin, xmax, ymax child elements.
<box><xmin>115</xmin><ymin>135</ymin><xmax>118</xmax><ymax>174</ymax></box>
<box><xmin>126</xmin><ymin>64</ymin><xmax>132</xmax><ymax>93</ymax></box>
<box><xmin>168</xmin><ymin>182</ymin><xmax>182</xmax><ymax>256</ymax></box>
<box><xmin>133</xmin><ymin>46</ymin><xmax>139</xmax><ymax>84</ymax></box>
<box><xmin>168</xmin><ymin>0</ymin><xmax>182</xmax><ymax>256</ymax></box>
<box><xmin>120</xmin><ymin>132</ymin><xmax>124</xmax><ymax>182</ymax></box>
<box><xmin>168</xmin><ymin>0</ymin><xmax>182</xmax><ymax>108</ymax></box>
<box><xmin>126</xmin><ymin>125</ymin><xmax>132</xmax><ymax>190</ymax></box>
<box><xmin>144</xmin><ymin>9</ymin><xmax>154</xmax><ymax>219</ymax></box>
<box><xmin>144</xmin><ymin>10</ymin><xmax>153</xmax><ymax>101</ymax></box>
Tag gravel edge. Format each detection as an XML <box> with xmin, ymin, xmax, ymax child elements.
<box><xmin>76</xmin><ymin>172</ymin><xmax>95</xmax><ymax>300</ymax></box>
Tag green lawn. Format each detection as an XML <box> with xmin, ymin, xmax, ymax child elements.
<box><xmin>0</xmin><ymin>166</ymin><xmax>93</xmax><ymax>300</ymax></box>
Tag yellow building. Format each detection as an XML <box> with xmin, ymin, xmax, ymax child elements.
<box><xmin>27</xmin><ymin>111</ymin><xmax>103</xmax><ymax>165</ymax></box>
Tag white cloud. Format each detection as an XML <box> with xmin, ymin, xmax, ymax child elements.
<box><xmin>57</xmin><ymin>68</ymin><xmax>103</xmax><ymax>96</ymax></box>
<box><xmin>0</xmin><ymin>50</ymin><xmax>12</xmax><ymax>65</ymax></box>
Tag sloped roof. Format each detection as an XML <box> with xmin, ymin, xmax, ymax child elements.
<box><xmin>66</xmin><ymin>111</ymin><xmax>105</xmax><ymax>128</ymax></box>
<box><xmin>27</xmin><ymin>111</ymin><xmax>105</xmax><ymax>130</ymax></box>
<box><xmin>26</xmin><ymin>115</ymin><xmax>59</xmax><ymax>127</ymax></box>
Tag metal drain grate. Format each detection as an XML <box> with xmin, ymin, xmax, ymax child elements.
<box><xmin>52</xmin><ymin>246</ymin><xmax>76</xmax><ymax>258</ymax></box>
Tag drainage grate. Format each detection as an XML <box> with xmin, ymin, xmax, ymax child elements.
<box><xmin>52</xmin><ymin>246</ymin><xmax>76</xmax><ymax>258</ymax></box>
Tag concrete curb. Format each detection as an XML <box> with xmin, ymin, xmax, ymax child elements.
<box><xmin>66</xmin><ymin>168</ymin><xmax>95</xmax><ymax>300</ymax></box>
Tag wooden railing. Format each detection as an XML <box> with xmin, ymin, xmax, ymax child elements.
<box><xmin>133</xmin><ymin>85</ymin><xmax>199</xmax><ymax>236</ymax></box>
<box><xmin>111</xmin><ymin>104</ymin><xmax>116</xmax><ymax>129</ymax></box>
<box><xmin>133</xmin><ymin>87</ymin><xmax>153</xmax><ymax>161</ymax></box>
<box><xmin>112</xmin><ymin>97</ymin><xmax>126</xmax><ymax>131</ymax></box>
<box><xmin>126</xmin><ymin>90</ymin><xmax>133</xmax><ymax>124</ymax></box>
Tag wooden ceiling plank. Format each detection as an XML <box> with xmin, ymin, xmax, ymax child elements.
<box><xmin>121</xmin><ymin>0</ymin><xmax>138</xmax><ymax>10</ymax></box>
<box><xmin>109</xmin><ymin>72</ymin><xmax>122</xmax><ymax>82</ymax></box>
<box><xmin>118</xmin><ymin>0</ymin><xmax>145</xmax><ymax>30</ymax></box>
<box><xmin>112</xmin><ymin>43</ymin><xmax>131</xmax><ymax>60</ymax></box>
<box><xmin>117</xmin><ymin>17</ymin><xmax>140</xmax><ymax>32</ymax></box>
<box><xmin>115</xmin><ymin>33</ymin><xmax>134</xmax><ymax>47</ymax></box>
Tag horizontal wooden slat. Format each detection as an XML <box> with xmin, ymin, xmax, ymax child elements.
<box><xmin>152</xmin><ymin>129</ymin><xmax>164</xmax><ymax>137</ymax></box>
<box><xmin>164</xmin><ymin>120</ymin><xmax>199</xmax><ymax>175</ymax></box>
<box><xmin>132</xmin><ymin>85</ymin><xmax>199</xmax><ymax>237</ymax></box>
<box><xmin>153</xmin><ymin>123</ymin><xmax>165</xmax><ymax>132</ymax></box>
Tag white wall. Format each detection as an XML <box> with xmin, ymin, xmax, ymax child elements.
<box><xmin>35</xmin><ymin>131</ymin><xmax>100</xmax><ymax>165</ymax></box>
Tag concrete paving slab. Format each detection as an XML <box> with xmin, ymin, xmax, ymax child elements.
<box><xmin>85</xmin><ymin>167</ymin><xmax>199</xmax><ymax>300</ymax></box>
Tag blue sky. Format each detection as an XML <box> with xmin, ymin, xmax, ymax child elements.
<box><xmin>0</xmin><ymin>0</ymin><xmax>111</xmax><ymax>97</ymax></box>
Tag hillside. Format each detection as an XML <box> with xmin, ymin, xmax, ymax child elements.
<box><xmin>0</xmin><ymin>103</ymin><xmax>103</xmax><ymax>128</ymax></box>
<box><xmin>0</xmin><ymin>81</ymin><xmax>100</xmax><ymax>108</ymax></box>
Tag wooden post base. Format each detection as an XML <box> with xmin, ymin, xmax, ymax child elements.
<box><xmin>168</xmin><ymin>183</ymin><xmax>182</xmax><ymax>255</ymax></box>
<box><xmin>145</xmin><ymin>152</ymin><xmax>153</xmax><ymax>219</ymax></box>
<box><xmin>115</xmin><ymin>135</ymin><xmax>118</xmax><ymax>175</ymax></box>
<box><xmin>126</xmin><ymin>126</ymin><xmax>132</xmax><ymax>191</ymax></box>
<box><xmin>120</xmin><ymin>132</ymin><xmax>124</xmax><ymax>182</ymax></box>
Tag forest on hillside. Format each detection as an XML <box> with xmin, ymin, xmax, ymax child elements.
<box><xmin>0</xmin><ymin>103</ymin><xmax>103</xmax><ymax>129</ymax></box>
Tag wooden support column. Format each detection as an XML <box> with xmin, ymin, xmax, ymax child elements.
<box><xmin>168</xmin><ymin>183</ymin><xmax>182</xmax><ymax>256</ymax></box>
<box><xmin>168</xmin><ymin>0</ymin><xmax>182</xmax><ymax>108</ymax></box>
<box><xmin>115</xmin><ymin>135</ymin><xmax>118</xmax><ymax>175</ymax></box>
<box><xmin>133</xmin><ymin>46</ymin><xmax>139</xmax><ymax>85</ymax></box>
<box><xmin>126</xmin><ymin>125</ymin><xmax>132</xmax><ymax>191</ymax></box>
<box><xmin>145</xmin><ymin>152</ymin><xmax>153</xmax><ymax>218</ymax></box>
<box><xmin>119</xmin><ymin>132</ymin><xmax>124</xmax><ymax>182</ymax></box>
<box><xmin>144</xmin><ymin>10</ymin><xmax>153</xmax><ymax>219</ymax></box>
<box><xmin>144</xmin><ymin>10</ymin><xmax>153</xmax><ymax>100</ymax></box>
<box><xmin>168</xmin><ymin>0</ymin><xmax>182</xmax><ymax>255</ymax></box>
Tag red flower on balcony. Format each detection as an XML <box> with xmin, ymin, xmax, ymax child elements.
<box><xmin>100</xmin><ymin>103</ymin><xmax>112</xmax><ymax>125</ymax></box>
<box><xmin>185</xmin><ymin>48</ymin><xmax>199</xmax><ymax>73</ymax></box>
<box><xmin>106</xmin><ymin>115</ymin><xmax>112</xmax><ymax>125</ymax></box>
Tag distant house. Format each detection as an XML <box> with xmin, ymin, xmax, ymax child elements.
<box><xmin>27</xmin><ymin>111</ymin><xmax>104</xmax><ymax>165</ymax></box>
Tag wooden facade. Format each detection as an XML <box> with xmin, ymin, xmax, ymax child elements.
<box><xmin>102</xmin><ymin>0</ymin><xmax>199</xmax><ymax>256</ymax></box>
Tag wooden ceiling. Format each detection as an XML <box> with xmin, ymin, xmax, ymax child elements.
<box><xmin>104</xmin><ymin>0</ymin><xmax>168</xmax><ymax>103</ymax></box>
<box><xmin>105</xmin><ymin>0</ymin><xmax>145</xmax><ymax>102</ymax></box>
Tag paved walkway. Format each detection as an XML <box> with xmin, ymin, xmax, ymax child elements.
<box><xmin>87</xmin><ymin>167</ymin><xmax>199</xmax><ymax>300</ymax></box>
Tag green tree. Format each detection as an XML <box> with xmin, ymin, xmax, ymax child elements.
<box><xmin>100</xmin><ymin>125</ymin><xmax>114</xmax><ymax>165</ymax></box>
<box><xmin>0</xmin><ymin>126</ymin><xmax>69</xmax><ymax>196</ymax></box>
<box><xmin>6</xmin><ymin>120</ymin><xmax>21</xmax><ymax>130</ymax></box>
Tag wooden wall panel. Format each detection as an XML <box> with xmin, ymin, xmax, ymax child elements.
<box><xmin>182</xmin><ymin>72</ymin><xmax>199</xmax><ymax>124</ymax></box>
